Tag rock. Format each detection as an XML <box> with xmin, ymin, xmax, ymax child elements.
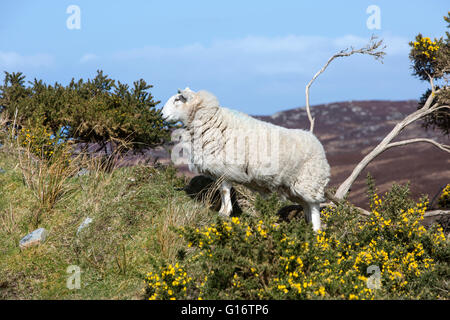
<box><xmin>19</xmin><ymin>228</ymin><xmax>48</xmax><ymax>249</ymax></box>
<box><xmin>76</xmin><ymin>168</ymin><xmax>90</xmax><ymax>177</ymax></box>
<box><xmin>76</xmin><ymin>217</ymin><xmax>93</xmax><ymax>235</ymax></box>
<box><xmin>0</xmin><ymin>168</ymin><xmax>5</xmax><ymax>174</ymax></box>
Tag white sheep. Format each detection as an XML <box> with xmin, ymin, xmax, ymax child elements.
<box><xmin>162</xmin><ymin>87</ymin><xmax>330</xmax><ymax>231</ymax></box>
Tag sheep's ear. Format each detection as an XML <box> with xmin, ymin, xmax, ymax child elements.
<box><xmin>178</xmin><ymin>87</ymin><xmax>192</xmax><ymax>94</ymax></box>
<box><xmin>189</xmin><ymin>92</ymin><xmax>204</xmax><ymax>107</ymax></box>
<box><xmin>179</xmin><ymin>88</ymin><xmax>195</xmax><ymax>101</ymax></box>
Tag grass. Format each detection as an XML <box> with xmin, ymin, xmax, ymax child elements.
<box><xmin>0</xmin><ymin>143</ymin><xmax>216</xmax><ymax>299</ymax></box>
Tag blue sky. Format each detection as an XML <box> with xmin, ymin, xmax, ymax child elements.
<box><xmin>0</xmin><ymin>1</ymin><xmax>448</xmax><ymax>115</ymax></box>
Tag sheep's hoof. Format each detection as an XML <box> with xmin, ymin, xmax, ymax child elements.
<box><xmin>218</xmin><ymin>212</ymin><xmax>230</xmax><ymax>218</ymax></box>
<box><xmin>218</xmin><ymin>210</ymin><xmax>232</xmax><ymax>218</ymax></box>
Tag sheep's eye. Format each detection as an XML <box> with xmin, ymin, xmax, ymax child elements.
<box><xmin>175</xmin><ymin>95</ymin><xmax>187</xmax><ymax>103</ymax></box>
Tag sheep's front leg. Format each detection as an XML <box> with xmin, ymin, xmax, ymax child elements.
<box><xmin>218</xmin><ymin>181</ymin><xmax>233</xmax><ymax>217</ymax></box>
<box><xmin>305</xmin><ymin>202</ymin><xmax>321</xmax><ymax>232</ymax></box>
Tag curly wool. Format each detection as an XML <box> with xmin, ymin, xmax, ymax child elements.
<box><xmin>184</xmin><ymin>90</ymin><xmax>330</xmax><ymax>204</ymax></box>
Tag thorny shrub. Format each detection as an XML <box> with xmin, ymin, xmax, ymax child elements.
<box><xmin>144</xmin><ymin>178</ymin><xmax>449</xmax><ymax>300</ymax></box>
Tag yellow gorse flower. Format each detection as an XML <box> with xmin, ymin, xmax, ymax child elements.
<box><xmin>412</xmin><ymin>36</ymin><xmax>440</xmax><ymax>60</ymax></box>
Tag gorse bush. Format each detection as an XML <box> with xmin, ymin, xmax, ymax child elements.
<box><xmin>438</xmin><ymin>184</ymin><xmax>450</xmax><ymax>209</ymax></box>
<box><xmin>0</xmin><ymin>70</ymin><xmax>171</xmax><ymax>152</ymax></box>
<box><xmin>144</xmin><ymin>180</ymin><xmax>449</xmax><ymax>300</ymax></box>
<box><xmin>17</xmin><ymin>122</ymin><xmax>69</xmax><ymax>162</ymax></box>
<box><xmin>410</xmin><ymin>13</ymin><xmax>450</xmax><ymax>135</ymax></box>
<box><xmin>410</xmin><ymin>35</ymin><xmax>443</xmax><ymax>79</ymax></box>
<box><xmin>254</xmin><ymin>192</ymin><xmax>290</xmax><ymax>219</ymax></box>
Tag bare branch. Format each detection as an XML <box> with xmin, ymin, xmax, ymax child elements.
<box><xmin>424</xmin><ymin>70</ymin><xmax>436</xmax><ymax>95</ymax></box>
<box><xmin>424</xmin><ymin>210</ymin><xmax>450</xmax><ymax>218</ymax></box>
<box><xmin>305</xmin><ymin>36</ymin><xmax>386</xmax><ymax>132</ymax></box>
<box><xmin>419</xmin><ymin>88</ymin><xmax>443</xmax><ymax>112</ymax></box>
<box><xmin>321</xmin><ymin>201</ymin><xmax>450</xmax><ymax>219</ymax></box>
<box><xmin>386</xmin><ymin>138</ymin><xmax>450</xmax><ymax>153</ymax></box>
<box><xmin>430</xmin><ymin>104</ymin><xmax>450</xmax><ymax>112</ymax></box>
<box><xmin>334</xmin><ymin>89</ymin><xmax>449</xmax><ymax>200</ymax></box>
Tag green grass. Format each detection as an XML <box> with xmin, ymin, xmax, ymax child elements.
<box><xmin>0</xmin><ymin>146</ymin><xmax>215</xmax><ymax>299</ymax></box>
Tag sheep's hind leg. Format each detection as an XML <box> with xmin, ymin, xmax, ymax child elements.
<box><xmin>218</xmin><ymin>181</ymin><xmax>233</xmax><ymax>217</ymax></box>
<box><xmin>305</xmin><ymin>202</ymin><xmax>321</xmax><ymax>232</ymax></box>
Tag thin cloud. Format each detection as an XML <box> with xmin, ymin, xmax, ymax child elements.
<box><xmin>0</xmin><ymin>51</ymin><xmax>53</xmax><ymax>69</ymax></box>
<box><xmin>80</xmin><ymin>53</ymin><xmax>99</xmax><ymax>64</ymax></box>
<box><xmin>382</xmin><ymin>35</ymin><xmax>411</xmax><ymax>55</ymax></box>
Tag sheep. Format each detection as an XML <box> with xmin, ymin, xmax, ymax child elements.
<box><xmin>161</xmin><ymin>87</ymin><xmax>330</xmax><ymax>231</ymax></box>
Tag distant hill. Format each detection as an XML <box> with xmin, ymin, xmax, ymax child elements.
<box><xmin>253</xmin><ymin>100</ymin><xmax>450</xmax><ymax>208</ymax></box>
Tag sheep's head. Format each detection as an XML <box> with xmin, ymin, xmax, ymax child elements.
<box><xmin>161</xmin><ymin>87</ymin><xmax>197</xmax><ymax>124</ymax></box>
<box><xmin>162</xmin><ymin>88</ymin><xmax>220</xmax><ymax>125</ymax></box>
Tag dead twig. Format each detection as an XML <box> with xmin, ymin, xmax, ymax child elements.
<box><xmin>305</xmin><ymin>35</ymin><xmax>385</xmax><ymax>132</ymax></box>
